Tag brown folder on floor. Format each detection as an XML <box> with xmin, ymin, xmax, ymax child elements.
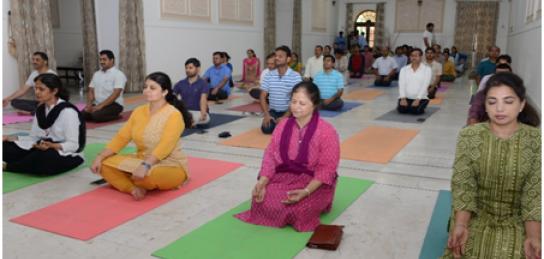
<box><xmin>306</xmin><ymin>225</ymin><xmax>345</xmax><ymax>251</ymax></box>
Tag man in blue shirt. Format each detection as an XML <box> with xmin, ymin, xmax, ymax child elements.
<box><xmin>173</xmin><ymin>58</ymin><xmax>211</xmax><ymax>128</ymax></box>
<box><xmin>313</xmin><ymin>55</ymin><xmax>345</xmax><ymax>111</ymax></box>
<box><xmin>260</xmin><ymin>45</ymin><xmax>302</xmax><ymax>134</ymax></box>
<box><xmin>202</xmin><ymin>51</ymin><xmax>231</xmax><ymax>101</ymax></box>
<box><xmin>334</xmin><ymin>31</ymin><xmax>347</xmax><ymax>52</ymax></box>
<box><xmin>476</xmin><ymin>45</ymin><xmax>500</xmax><ymax>86</ymax></box>
<box><xmin>392</xmin><ymin>46</ymin><xmax>408</xmax><ymax>80</ymax></box>
<box><xmin>358</xmin><ymin>31</ymin><xmax>368</xmax><ymax>48</ymax></box>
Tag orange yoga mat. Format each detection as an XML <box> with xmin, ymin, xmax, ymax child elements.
<box><xmin>343</xmin><ymin>89</ymin><xmax>386</xmax><ymax>100</ymax></box>
<box><xmin>124</xmin><ymin>95</ymin><xmax>147</xmax><ymax>104</ymax></box>
<box><xmin>429</xmin><ymin>94</ymin><xmax>445</xmax><ymax>105</ymax></box>
<box><xmin>218</xmin><ymin>128</ymin><xmax>271</xmax><ymax>150</ymax></box>
<box><xmin>10</xmin><ymin>157</ymin><xmax>244</xmax><ymax>241</ymax></box>
<box><xmin>340</xmin><ymin>126</ymin><xmax>419</xmax><ymax>164</ymax></box>
<box><xmin>207</xmin><ymin>95</ymin><xmax>242</xmax><ymax>105</ymax></box>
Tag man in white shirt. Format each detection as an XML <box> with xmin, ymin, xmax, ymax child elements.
<box><xmin>3</xmin><ymin>52</ymin><xmax>57</xmax><ymax>116</ymax></box>
<box><xmin>423</xmin><ymin>47</ymin><xmax>442</xmax><ymax>99</ymax></box>
<box><xmin>397</xmin><ymin>48</ymin><xmax>432</xmax><ymax>114</ymax></box>
<box><xmin>82</xmin><ymin>50</ymin><xmax>127</xmax><ymax>122</ymax></box>
<box><xmin>304</xmin><ymin>45</ymin><xmax>324</xmax><ymax>81</ymax></box>
<box><xmin>422</xmin><ymin>23</ymin><xmax>436</xmax><ymax>50</ymax></box>
<box><xmin>248</xmin><ymin>52</ymin><xmax>276</xmax><ymax>102</ymax></box>
<box><xmin>372</xmin><ymin>46</ymin><xmax>398</xmax><ymax>86</ymax></box>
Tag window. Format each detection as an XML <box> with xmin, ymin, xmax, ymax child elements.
<box><xmin>219</xmin><ymin>0</ymin><xmax>254</xmax><ymax>25</ymax></box>
<box><xmin>354</xmin><ymin>10</ymin><xmax>376</xmax><ymax>47</ymax></box>
<box><xmin>160</xmin><ymin>0</ymin><xmax>211</xmax><ymax>22</ymax></box>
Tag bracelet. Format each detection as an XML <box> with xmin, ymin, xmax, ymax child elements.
<box><xmin>455</xmin><ymin>223</ymin><xmax>469</xmax><ymax>229</ymax></box>
<box><xmin>141</xmin><ymin>161</ymin><xmax>151</xmax><ymax>170</ymax></box>
<box><xmin>304</xmin><ymin>188</ymin><xmax>311</xmax><ymax>196</ymax></box>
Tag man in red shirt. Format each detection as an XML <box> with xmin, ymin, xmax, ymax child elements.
<box><xmin>348</xmin><ymin>45</ymin><xmax>365</xmax><ymax>78</ymax></box>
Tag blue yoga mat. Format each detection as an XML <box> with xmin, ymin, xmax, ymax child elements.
<box><xmin>419</xmin><ymin>190</ymin><xmax>452</xmax><ymax>259</ymax></box>
<box><xmin>366</xmin><ymin>82</ymin><xmax>399</xmax><ymax>89</ymax></box>
<box><xmin>181</xmin><ymin>113</ymin><xmax>245</xmax><ymax>137</ymax></box>
<box><xmin>319</xmin><ymin>102</ymin><xmax>363</xmax><ymax>118</ymax></box>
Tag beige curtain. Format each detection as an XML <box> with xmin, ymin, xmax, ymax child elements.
<box><xmin>119</xmin><ymin>0</ymin><xmax>146</xmax><ymax>92</ymax></box>
<box><xmin>454</xmin><ymin>2</ymin><xmax>499</xmax><ymax>70</ymax></box>
<box><xmin>264</xmin><ymin>0</ymin><xmax>276</xmax><ymax>57</ymax></box>
<box><xmin>374</xmin><ymin>3</ymin><xmax>385</xmax><ymax>48</ymax></box>
<box><xmin>345</xmin><ymin>3</ymin><xmax>353</xmax><ymax>35</ymax></box>
<box><xmin>291</xmin><ymin>0</ymin><xmax>302</xmax><ymax>56</ymax></box>
<box><xmin>80</xmin><ymin>0</ymin><xmax>99</xmax><ymax>91</ymax></box>
<box><xmin>9</xmin><ymin>0</ymin><xmax>56</xmax><ymax>100</ymax></box>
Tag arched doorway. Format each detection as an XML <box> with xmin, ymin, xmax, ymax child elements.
<box><xmin>354</xmin><ymin>10</ymin><xmax>376</xmax><ymax>48</ymax></box>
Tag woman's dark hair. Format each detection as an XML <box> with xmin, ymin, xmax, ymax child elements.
<box><xmin>34</xmin><ymin>73</ymin><xmax>70</xmax><ymax>101</ymax></box>
<box><xmin>291</xmin><ymin>81</ymin><xmax>321</xmax><ymax>111</ymax></box>
<box><xmin>484</xmin><ymin>72</ymin><xmax>540</xmax><ymax>127</ymax></box>
<box><xmin>247</xmin><ymin>49</ymin><xmax>256</xmax><ymax>57</ymax></box>
<box><xmin>145</xmin><ymin>72</ymin><xmax>193</xmax><ymax>127</ymax></box>
<box><xmin>291</xmin><ymin>53</ymin><xmax>299</xmax><ymax>59</ymax></box>
<box><xmin>222</xmin><ymin>52</ymin><xmax>231</xmax><ymax>61</ymax></box>
<box><xmin>497</xmin><ymin>54</ymin><xmax>512</xmax><ymax>64</ymax></box>
<box><xmin>334</xmin><ymin>48</ymin><xmax>343</xmax><ymax>55</ymax></box>
<box><xmin>495</xmin><ymin>63</ymin><xmax>512</xmax><ymax>72</ymax></box>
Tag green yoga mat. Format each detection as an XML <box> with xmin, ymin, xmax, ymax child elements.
<box><xmin>152</xmin><ymin>177</ymin><xmax>374</xmax><ymax>259</ymax></box>
<box><xmin>3</xmin><ymin>142</ymin><xmax>137</xmax><ymax>194</ymax></box>
<box><xmin>418</xmin><ymin>190</ymin><xmax>452</xmax><ymax>259</ymax></box>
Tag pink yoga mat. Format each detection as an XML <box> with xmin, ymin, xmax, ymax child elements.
<box><xmin>85</xmin><ymin>111</ymin><xmax>132</xmax><ymax>130</ymax></box>
<box><xmin>437</xmin><ymin>84</ymin><xmax>450</xmax><ymax>92</ymax></box>
<box><xmin>227</xmin><ymin>103</ymin><xmax>267</xmax><ymax>113</ymax></box>
<box><xmin>10</xmin><ymin>157</ymin><xmax>244</xmax><ymax>241</ymax></box>
<box><xmin>3</xmin><ymin>103</ymin><xmax>87</xmax><ymax>125</ymax></box>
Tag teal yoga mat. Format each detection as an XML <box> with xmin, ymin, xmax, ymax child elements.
<box><xmin>152</xmin><ymin>177</ymin><xmax>374</xmax><ymax>259</ymax></box>
<box><xmin>3</xmin><ymin>142</ymin><xmax>137</xmax><ymax>194</ymax></box>
<box><xmin>418</xmin><ymin>190</ymin><xmax>452</xmax><ymax>259</ymax></box>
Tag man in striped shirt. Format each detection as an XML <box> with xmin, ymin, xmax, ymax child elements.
<box><xmin>313</xmin><ymin>55</ymin><xmax>345</xmax><ymax>111</ymax></box>
<box><xmin>260</xmin><ymin>45</ymin><xmax>302</xmax><ymax>134</ymax></box>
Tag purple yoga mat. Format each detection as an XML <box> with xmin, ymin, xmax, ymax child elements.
<box><xmin>3</xmin><ymin>103</ymin><xmax>86</xmax><ymax>125</ymax></box>
<box><xmin>437</xmin><ymin>84</ymin><xmax>450</xmax><ymax>92</ymax></box>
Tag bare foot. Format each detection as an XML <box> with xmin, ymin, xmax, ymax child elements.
<box><xmin>16</xmin><ymin>111</ymin><xmax>32</xmax><ymax>116</ymax></box>
<box><xmin>252</xmin><ymin>100</ymin><xmax>261</xmax><ymax>104</ymax></box>
<box><xmin>190</xmin><ymin>125</ymin><xmax>197</xmax><ymax>129</ymax></box>
<box><xmin>131</xmin><ymin>186</ymin><xmax>147</xmax><ymax>201</ymax></box>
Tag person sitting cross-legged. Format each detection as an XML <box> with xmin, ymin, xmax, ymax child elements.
<box><xmin>423</xmin><ymin>47</ymin><xmax>442</xmax><ymax>99</ymax></box>
<box><xmin>372</xmin><ymin>46</ymin><xmax>398</xmax><ymax>86</ymax></box>
<box><xmin>173</xmin><ymin>58</ymin><xmax>211</xmax><ymax>128</ymax></box>
<box><xmin>348</xmin><ymin>45</ymin><xmax>365</xmax><ymax>78</ymax></box>
<box><xmin>202</xmin><ymin>52</ymin><xmax>232</xmax><ymax>101</ymax></box>
<box><xmin>397</xmin><ymin>48</ymin><xmax>432</xmax><ymax>115</ymax></box>
<box><xmin>441</xmin><ymin>52</ymin><xmax>457</xmax><ymax>82</ymax></box>
<box><xmin>314</xmin><ymin>55</ymin><xmax>344</xmax><ymax>111</ymax></box>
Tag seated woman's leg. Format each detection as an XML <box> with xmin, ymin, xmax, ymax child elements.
<box><xmin>396</xmin><ymin>99</ymin><xmax>412</xmax><ymax>114</ymax></box>
<box><xmin>410</xmin><ymin>99</ymin><xmax>429</xmax><ymax>114</ymax></box>
<box><xmin>101</xmin><ymin>164</ymin><xmax>135</xmax><ymax>194</ymax></box>
<box><xmin>3</xmin><ymin>141</ymin><xmax>32</xmax><ymax>164</ymax></box>
<box><xmin>321</xmin><ymin>99</ymin><xmax>344</xmax><ymax>111</ymax></box>
<box><xmin>5</xmin><ymin>148</ymin><xmax>83</xmax><ymax>175</ymax></box>
<box><xmin>134</xmin><ymin>166</ymin><xmax>187</xmax><ymax>191</ymax></box>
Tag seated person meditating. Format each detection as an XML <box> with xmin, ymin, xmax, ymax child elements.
<box><xmin>235</xmin><ymin>81</ymin><xmax>340</xmax><ymax>232</ymax></box>
<box><xmin>423</xmin><ymin>47</ymin><xmax>442</xmax><ymax>99</ymax></box>
<box><xmin>314</xmin><ymin>55</ymin><xmax>345</xmax><ymax>111</ymax></box>
<box><xmin>238</xmin><ymin>49</ymin><xmax>261</xmax><ymax>89</ymax></box>
<box><xmin>348</xmin><ymin>45</ymin><xmax>365</xmax><ymax>78</ymax></box>
<box><xmin>173</xmin><ymin>58</ymin><xmax>211</xmax><ymax>128</ymax></box>
<box><xmin>397</xmin><ymin>48</ymin><xmax>432</xmax><ymax>114</ymax></box>
<box><xmin>362</xmin><ymin>45</ymin><xmax>374</xmax><ymax>74</ymax></box>
<box><xmin>248</xmin><ymin>53</ymin><xmax>276</xmax><ymax>103</ymax></box>
<box><xmin>202</xmin><ymin>52</ymin><xmax>232</xmax><ymax>101</ymax></box>
<box><xmin>288</xmin><ymin>53</ymin><xmax>302</xmax><ymax>75</ymax></box>
<box><xmin>82</xmin><ymin>50</ymin><xmax>127</xmax><ymax>122</ymax></box>
<box><xmin>90</xmin><ymin>72</ymin><xmax>194</xmax><ymax>201</ymax></box>
<box><xmin>441</xmin><ymin>52</ymin><xmax>456</xmax><ymax>82</ymax></box>
<box><xmin>3</xmin><ymin>74</ymin><xmax>86</xmax><ymax>175</ymax></box>
<box><xmin>441</xmin><ymin>72</ymin><xmax>541</xmax><ymax>259</ymax></box>
<box><xmin>372</xmin><ymin>46</ymin><xmax>398</xmax><ymax>86</ymax></box>
<box><xmin>334</xmin><ymin>49</ymin><xmax>349</xmax><ymax>85</ymax></box>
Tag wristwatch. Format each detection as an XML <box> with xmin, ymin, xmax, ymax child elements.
<box><xmin>141</xmin><ymin>162</ymin><xmax>151</xmax><ymax>170</ymax></box>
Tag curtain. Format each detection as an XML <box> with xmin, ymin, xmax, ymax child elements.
<box><xmin>374</xmin><ymin>3</ymin><xmax>385</xmax><ymax>48</ymax></box>
<box><xmin>119</xmin><ymin>0</ymin><xmax>146</xmax><ymax>92</ymax></box>
<box><xmin>9</xmin><ymin>0</ymin><xmax>56</xmax><ymax>100</ymax></box>
<box><xmin>345</xmin><ymin>3</ymin><xmax>353</xmax><ymax>35</ymax></box>
<box><xmin>291</xmin><ymin>0</ymin><xmax>302</xmax><ymax>56</ymax></box>
<box><xmin>454</xmin><ymin>2</ymin><xmax>499</xmax><ymax>70</ymax></box>
<box><xmin>264</xmin><ymin>0</ymin><xmax>276</xmax><ymax>57</ymax></box>
<box><xmin>80</xmin><ymin>0</ymin><xmax>99</xmax><ymax>91</ymax></box>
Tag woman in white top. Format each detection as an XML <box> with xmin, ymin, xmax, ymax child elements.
<box><xmin>3</xmin><ymin>73</ymin><xmax>86</xmax><ymax>175</ymax></box>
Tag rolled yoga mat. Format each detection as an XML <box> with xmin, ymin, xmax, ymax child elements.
<box><xmin>418</xmin><ymin>190</ymin><xmax>451</xmax><ymax>259</ymax></box>
<box><xmin>10</xmin><ymin>156</ymin><xmax>244</xmax><ymax>241</ymax></box>
<box><xmin>152</xmin><ymin>177</ymin><xmax>374</xmax><ymax>259</ymax></box>
<box><xmin>375</xmin><ymin>107</ymin><xmax>440</xmax><ymax>124</ymax></box>
<box><xmin>181</xmin><ymin>114</ymin><xmax>245</xmax><ymax>137</ymax></box>
<box><xmin>3</xmin><ymin>103</ymin><xmax>86</xmax><ymax>125</ymax></box>
<box><xmin>343</xmin><ymin>89</ymin><xmax>386</xmax><ymax>100</ymax></box>
<box><xmin>218</xmin><ymin>128</ymin><xmax>272</xmax><ymax>150</ymax></box>
<box><xmin>3</xmin><ymin>142</ymin><xmax>137</xmax><ymax>194</ymax></box>
<box><xmin>340</xmin><ymin>126</ymin><xmax>419</xmax><ymax>164</ymax></box>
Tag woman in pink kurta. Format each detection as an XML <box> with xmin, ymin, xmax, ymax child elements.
<box><xmin>235</xmin><ymin>81</ymin><xmax>340</xmax><ymax>232</ymax></box>
<box><xmin>239</xmin><ymin>49</ymin><xmax>261</xmax><ymax>89</ymax></box>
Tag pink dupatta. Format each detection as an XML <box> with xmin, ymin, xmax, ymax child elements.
<box><xmin>241</xmin><ymin>57</ymin><xmax>261</xmax><ymax>82</ymax></box>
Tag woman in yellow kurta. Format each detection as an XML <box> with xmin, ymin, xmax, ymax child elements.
<box><xmin>90</xmin><ymin>72</ymin><xmax>194</xmax><ymax>201</ymax></box>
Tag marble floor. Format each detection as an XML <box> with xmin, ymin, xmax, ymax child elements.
<box><xmin>2</xmin><ymin>75</ymin><xmax>475</xmax><ymax>258</ymax></box>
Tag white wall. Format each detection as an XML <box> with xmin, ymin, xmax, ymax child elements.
<box><xmin>143</xmin><ymin>0</ymin><xmax>264</xmax><ymax>82</ymax></box>
<box><xmin>3</xmin><ymin>0</ymin><xmax>20</xmax><ymax>98</ymax></box>
<box><xmin>53</xmin><ymin>0</ymin><xmax>83</xmax><ymax>67</ymax></box>
<box><xmin>276</xmin><ymin>0</ymin><xmax>294</xmax><ymax>47</ymax></box>
<box><xmin>95</xmin><ymin>0</ymin><xmax>120</xmax><ymax>68</ymax></box>
<box><xmin>300</xmin><ymin>0</ymin><xmax>339</xmax><ymax>64</ymax></box>
<box><xmin>507</xmin><ymin>0</ymin><xmax>541</xmax><ymax>109</ymax></box>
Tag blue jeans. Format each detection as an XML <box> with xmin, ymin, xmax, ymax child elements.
<box><xmin>261</xmin><ymin>109</ymin><xmax>286</xmax><ymax>134</ymax></box>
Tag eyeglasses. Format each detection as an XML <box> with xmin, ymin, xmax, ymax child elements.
<box><xmin>410</xmin><ymin>54</ymin><xmax>421</xmax><ymax>57</ymax></box>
